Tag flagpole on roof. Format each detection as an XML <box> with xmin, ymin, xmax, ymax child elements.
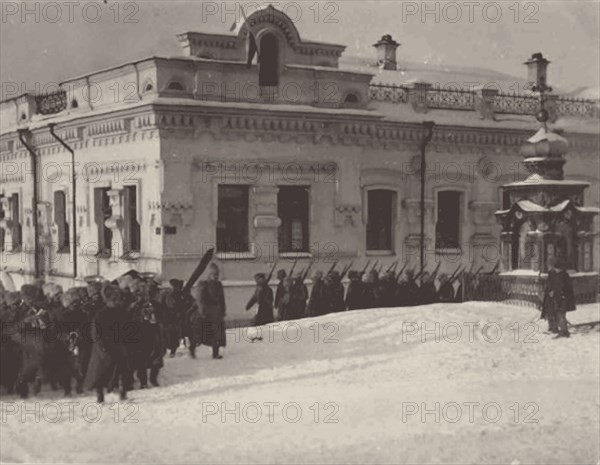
<box><xmin>240</xmin><ymin>5</ymin><xmax>260</xmax><ymax>63</ymax></box>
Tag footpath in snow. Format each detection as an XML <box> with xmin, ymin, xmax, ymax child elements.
<box><xmin>1</xmin><ymin>302</ymin><xmax>599</xmax><ymax>464</ymax></box>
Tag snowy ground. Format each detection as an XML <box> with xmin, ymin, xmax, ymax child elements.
<box><xmin>1</xmin><ymin>302</ymin><xmax>599</xmax><ymax>464</ymax></box>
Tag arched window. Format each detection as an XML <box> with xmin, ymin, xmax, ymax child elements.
<box><xmin>71</xmin><ymin>99</ymin><xmax>78</xmax><ymax>109</ymax></box>
<box><xmin>144</xmin><ymin>83</ymin><xmax>154</xmax><ymax>92</ymax></box>
<box><xmin>344</xmin><ymin>93</ymin><xmax>358</xmax><ymax>103</ymax></box>
<box><xmin>259</xmin><ymin>34</ymin><xmax>279</xmax><ymax>86</ymax></box>
<box><xmin>168</xmin><ymin>81</ymin><xmax>184</xmax><ymax>91</ymax></box>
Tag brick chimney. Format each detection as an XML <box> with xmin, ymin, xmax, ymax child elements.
<box><xmin>373</xmin><ymin>34</ymin><xmax>400</xmax><ymax>71</ymax></box>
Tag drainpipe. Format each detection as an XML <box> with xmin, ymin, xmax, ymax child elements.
<box><xmin>419</xmin><ymin>121</ymin><xmax>435</xmax><ymax>271</ymax></box>
<box><xmin>48</xmin><ymin>124</ymin><xmax>77</xmax><ymax>279</ymax></box>
<box><xmin>17</xmin><ymin>129</ymin><xmax>40</xmax><ymax>278</ymax></box>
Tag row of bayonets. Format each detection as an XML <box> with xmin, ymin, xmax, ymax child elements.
<box><xmin>259</xmin><ymin>258</ymin><xmax>501</xmax><ymax>285</ymax></box>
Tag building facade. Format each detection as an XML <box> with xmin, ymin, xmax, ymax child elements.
<box><xmin>1</xmin><ymin>6</ymin><xmax>599</xmax><ymax>318</ymax></box>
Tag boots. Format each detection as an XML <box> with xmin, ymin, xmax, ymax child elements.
<box><xmin>96</xmin><ymin>387</ymin><xmax>105</xmax><ymax>404</ymax></box>
<box><xmin>212</xmin><ymin>346</ymin><xmax>223</xmax><ymax>359</ymax></box>
<box><xmin>150</xmin><ymin>367</ymin><xmax>160</xmax><ymax>387</ymax></box>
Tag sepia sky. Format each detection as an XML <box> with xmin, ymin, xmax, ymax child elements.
<box><xmin>1</xmin><ymin>0</ymin><xmax>599</xmax><ymax>98</ymax></box>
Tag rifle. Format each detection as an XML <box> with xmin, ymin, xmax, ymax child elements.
<box><xmin>467</xmin><ymin>262</ymin><xmax>475</xmax><ymax>274</ymax></box>
<box><xmin>266</xmin><ymin>261</ymin><xmax>278</xmax><ymax>283</ymax></box>
<box><xmin>340</xmin><ymin>261</ymin><xmax>354</xmax><ymax>280</ymax></box>
<box><xmin>370</xmin><ymin>260</ymin><xmax>379</xmax><ymax>273</ymax></box>
<box><xmin>289</xmin><ymin>259</ymin><xmax>299</xmax><ymax>277</ymax></box>
<box><xmin>327</xmin><ymin>260</ymin><xmax>338</xmax><ymax>275</ymax></box>
<box><xmin>411</xmin><ymin>262</ymin><xmax>427</xmax><ymax>283</ymax></box>
<box><xmin>386</xmin><ymin>259</ymin><xmax>399</xmax><ymax>273</ymax></box>
<box><xmin>182</xmin><ymin>248</ymin><xmax>215</xmax><ymax>294</ymax></box>
<box><xmin>426</xmin><ymin>261</ymin><xmax>442</xmax><ymax>283</ymax></box>
<box><xmin>361</xmin><ymin>260</ymin><xmax>371</xmax><ymax>275</ymax></box>
<box><xmin>377</xmin><ymin>263</ymin><xmax>384</xmax><ymax>274</ymax></box>
<box><xmin>395</xmin><ymin>262</ymin><xmax>408</xmax><ymax>282</ymax></box>
<box><xmin>488</xmin><ymin>260</ymin><xmax>500</xmax><ymax>275</ymax></box>
<box><xmin>301</xmin><ymin>260</ymin><xmax>315</xmax><ymax>282</ymax></box>
<box><xmin>447</xmin><ymin>265</ymin><xmax>463</xmax><ymax>283</ymax></box>
<box><xmin>474</xmin><ymin>265</ymin><xmax>484</xmax><ymax>275</ymax></box>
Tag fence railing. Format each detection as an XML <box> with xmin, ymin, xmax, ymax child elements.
<box><xmin>368</xmin><ymin>84</ymin><xmax>599</xmax><ymax>119</ymax></box>
<box><xmin>460</xmin><ymin>273</ymin><xmax>599</xmax><ymax>309</ymax></box>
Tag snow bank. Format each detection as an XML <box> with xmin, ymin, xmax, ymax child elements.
<box><xmin>1</xmin><ymin>302</ymin><xmax>599</xmax><ymax>464</ymax></box>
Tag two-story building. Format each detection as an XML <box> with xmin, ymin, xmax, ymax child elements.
<box><xmin>1</xmin><ymin>6</ymin><xmax>598</xmax><ymax>318</ymax></box>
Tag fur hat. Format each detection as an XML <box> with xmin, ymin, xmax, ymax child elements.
<box><xmin>61</xmin><ymin>288</ymin><xmax>81</xmax><ymax>308</ymax></box>
<box><xmin>254</xmin><ymin>273</ymin><xmax>266</xmax><ymax>281</ymax></box>
<box><xmin>276</xmin><ymin>269</ymin><xmax>287</xmax><ymax>279</ymax></box>
<box><xmin>42</xmin><ymin>283</ymin><xmax>63</xmax><ymax>299</ymax></box>
<box><xmin>20</xmin><ymin>284</ymin><xmax>41</xmax><ymax>303</ymax></box>
<box><xmin>169</xmin><ymin>279</ymin><xmax>184</xmax><ymax>289</ymax></box>
<box><xmin>101</xmin><ymin>284</ymin><xmax>123</xmax><ymax>305</ymax></box>
<box><xmin>5</xmin><ymin>291</ymin><xmax>21</xmax><ymax>306</ymax></box>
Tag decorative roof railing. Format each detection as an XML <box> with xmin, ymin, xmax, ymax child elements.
<box><xmin>368</xmin><ymin>84</ymin><xmax>408</xmax><ymax>103</ymax></box>
<box><xmin>426</xmin><ymin>88</ymin><xmax>475</xmax><ymax>111</ymax></box>
<box><xmin>369</xmin><ymin>83</ymin><xmax>599</xmax><ymax>119</ymax></box>
<box><xmin>35</xmin><ymin>90</ymin><xmax>67</xmax><ymax>115</ymax></box>
<box><xmin>493</xmin><ymin>93</ymin><xmax>539</xmax><ymax>115</ymax></box>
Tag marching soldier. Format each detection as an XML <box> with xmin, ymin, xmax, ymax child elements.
<box><xmin>163</xmin><ymin>279</ymin><xmax>191</xmax><ymax>357</ymax></box>
<box><xmin>85</xmin><ymin>284</ymin><xmax>131</xmax><ymax>403</ymax></box>
<box><xmin>418</xmin><ymin>272</ymin><xmax>438</xmax><ymax>305</ymax></box>
<box><xmin>345</xmin><ymin>270</ymin><xmax>366</xmax><ymax>310</ymax></box>
<box><xmin>246</xmin><ymin>272</ymin><xmax>274</xmax><ymax>326</ymax></box>
<box><xmin>274</xmin><ymin>269</ymin><xmax>287</xmax><ymax>321</ymax></box>
<box><xmin>322</xmin><ymin>270</ymin><xmax>345</xmax><ymax>314</ymax></box>
<box><xmin>307</xmin><ymin>270</ymin><xmax>324</xmax><ymax>317</ymax></box>
<box><xmin>437</xmin><ymin>273</ymin><xmax>455</xmax><ymax>303</ymax></box>
<box><xmin>364</xmin><ymin>269</ymin><xmax>382</xmax><ymax>308</ymax></box>
<box><xmin>396</xmin><ymin>269</ymin><xmax>418</xmax><ymax>307</ymax></box>
<box><xmin>378</xmin><ymin>271</ymin><xmax>398</xmax><ymax>308</ymax></box>
<box><xmin>288</xmin><ymin>273</ymin><xmax>309</xmax><ymax>319</ymax></box>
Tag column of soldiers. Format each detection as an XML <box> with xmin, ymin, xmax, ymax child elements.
<box><xmin>250</xmin><ymin>259</ymin><xmax>468</xmax><ymax>323</ymax></box>
<box><xmin>0</xmin><ymin>263</ymin><xmax>227</xmax><ymax>403</ymax></box>
<box><xmin>3</xmin><ymin>256</ymin><xmax>566</xmax><ymax>401</ymax></box>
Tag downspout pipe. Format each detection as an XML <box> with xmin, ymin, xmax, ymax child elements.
<box><xmin>48</xmin><ymin>124</ymin><xmax>77</xmax><ymax>279</ymax></box>
<box><xmin>17</xmin><ymin>129</ymin><xmax>40</xmax><ymax>278</ymax></box>
<box><xmin>419</xmin><ymin>121</ymin><xmax>435</xmax><ymax>272</ymax></box>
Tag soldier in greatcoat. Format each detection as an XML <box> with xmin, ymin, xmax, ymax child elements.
<box><xmin>84</xmin><ymin>284</ymin><xmax>131</xmax><ymax>403</ymax></box>
<box><xmin>345</xmin><ymin>270</ymin><xmax>366</xmax><ymax>310</ymax></box>
<box><xmin>307</xmin><ymin>270</ymin><xmax>324</xmax><ymax>317</ymax></box>
<box><xmin>193</xmin><ymin>263</ymin><xmax>226</xmax><ymax>359</ymax></box>
<box><xmin>245</xmin><ymin>273</ymin><xmax>274</xmax><ymax>326</ymax></box>
<box><xmin>274</xmin><ymin>269</ymin><xmax>287</xmax><ymax>321</ymax></box>
<box><xmin>542</xmin><ymin>258</ymin><xmax>576</xmax><ymax>338</ymax></box>
<box><xmin>321</xmin><ymin>270</ymin><xmax>345</xmax><ymax>314</ymax></box>
<box><xmin>437</xmin><ymin>274</ymin><xmax>456</xmax><ymax>303</ymax></box>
